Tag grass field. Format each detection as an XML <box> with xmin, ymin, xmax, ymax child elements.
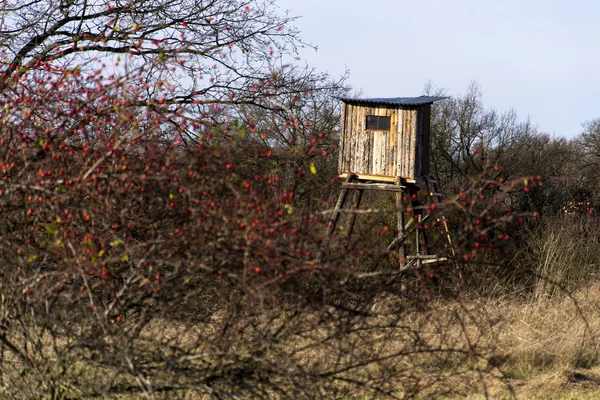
<box><xmin>3</xmin><ymin>274</ymin><xmax>600</xmax><ymax>398</ymax></box>
<box><xmin>442</xmin><ymin>282</ymin><xmax>600</xmax><ymax>399</ymax></box>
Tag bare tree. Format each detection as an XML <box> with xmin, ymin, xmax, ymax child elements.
<box><xmin>0</xmin><ymin>0</ymin><xmax>333</xmax><ymax>114</ymax></box>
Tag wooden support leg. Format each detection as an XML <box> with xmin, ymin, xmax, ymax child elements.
<box><xmin>415</xmin><ymin>212</ymin><xmax>423</xmax><ymax>270</ymax></box>
<box><xmin>395</xmin><ymin>178</ymin><xmax>407</xmax><ymax>268</ymax></box>
<box><xmin>421</xmin><ymin>217</ymin><xmax>430</xmax><ymax>256</ymax></box>
<box><xmin>325</xmin><ymin>175</ymin><xmax>353</xmax><ymax>240</ymax></box>
<box><xmin>344</xmin><ymin>189</ymin><xmax>363</xmax><ymax>249</ymax></box>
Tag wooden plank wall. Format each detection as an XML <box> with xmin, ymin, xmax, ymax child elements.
<box><xmin>338</xmin><ymin>102</ymin><xmax>347</xmax><ymax>173</ymax></box>
<box><xmin>338</xmin><ymin>102</ymin><xmax>419</xmax><ymax>180</ymax></box>
<box><xmin>420</xmin><ymin>104</ymin><xmax>431</xmax><ymax>177</ymax></box>
<box><xmin>397</xmin><ymin>108</ymin><xmax>417</xmax><ymax>179</ymax></box>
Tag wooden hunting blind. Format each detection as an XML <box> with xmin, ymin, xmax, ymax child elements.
<box><xmin>324</xmin><ymin>95</ymin><xmax>454</xmax><ymax>272</ymax></box>
<box><xmin>337</xmin><ymin>96</ymin><xmax>447</xmax><ymax>182</ymax></box>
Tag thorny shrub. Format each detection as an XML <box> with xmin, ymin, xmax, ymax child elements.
<box><xmin>0</xmin><ymin>1</ymin><xmax>555</xmax><ymax>398</ymax></box>
<box><xmin>0</xmin><ymin>58</ymin><xmax>531</xmax><ymax>400</ymax></box>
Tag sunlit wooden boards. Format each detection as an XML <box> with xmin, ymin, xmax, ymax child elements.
<box><xmin>338</xmin><ymin>100</ymin><xmax>432</xmax><ymax>181</ymax></box>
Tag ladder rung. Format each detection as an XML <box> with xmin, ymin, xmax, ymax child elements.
<box><xmin>421</xmin><ymin>257</ymin><xmax>448</xmax><ymax>265</ymax></box>
<box><xmin>405</xmin><ymin>256</ymin><xmax>448</xmax><ymax>265</ymax></box>
<box><xmin>407</xmin><ymin>255</ymin><xmax>446</xmax><ymax>260</ymax></box>
<box><xmin>430</xmin><ymin>192</ymin><xmax>443</xmax><ymax>197</ymax></box>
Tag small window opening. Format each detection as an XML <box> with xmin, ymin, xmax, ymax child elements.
<box><xmin>366</xmin><ymin>115</ymin><xmax>391</xmax><ymax>131</ymax></box>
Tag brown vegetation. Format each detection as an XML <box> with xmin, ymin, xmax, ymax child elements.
<box><xmin>2</xmin><ymin>0</ymin><xmax>600</xmax><ymax>399</ymax></box>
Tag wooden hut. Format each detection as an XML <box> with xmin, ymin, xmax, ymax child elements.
<box><xmin>324</xmin><ymin>95</ymin><xmax>454</xmax><ymax>269</ymax></box>
<box><xmin>337</xmin><ymin>96</ymin><xmax>447</xmax><ymax>182</ymax></box>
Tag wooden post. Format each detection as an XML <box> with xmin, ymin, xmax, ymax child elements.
<box><xmin>420</xmin><ymin>214</ymin><xmax>429</xmax><ymax>257</ymax></box>
<box><xmin>325</xmin><ymin>175</ymin><xmax>353</xmax><ymax>240</ymax></box>
<box><xmin>415</xmin><ymin>213</ymin><xmax>423</xmax><ymax>270</ymax></box>
<box><xmin>395</xmin><ymin>177</ymin><xmax>406</xmax><ymax>268</ymax></box>
<box><xmin>344</xmin><ymin>188</ymin><xmax>363</xmax><ymax>250</ymax></box>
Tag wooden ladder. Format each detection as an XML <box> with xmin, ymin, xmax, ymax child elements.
<box><xmin>422</xmin><ymin>176</ymin><xmax>455</xmax><ymax>264</ymax></box>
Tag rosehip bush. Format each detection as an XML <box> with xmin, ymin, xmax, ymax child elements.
<box><xmin>0</xmin><ymin>52</ymin><xmax>513</xmax><ymax>400</ymax></box>
<box><xmin>0</xmin><ymin>1</ymin><xmax>531</xmax><ymax>398</ymax></box>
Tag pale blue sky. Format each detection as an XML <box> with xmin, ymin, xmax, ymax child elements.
<box><xmin>276</xmin><ymin>0</ymin><xmax>600</xmax><ymax>137</ymax></box>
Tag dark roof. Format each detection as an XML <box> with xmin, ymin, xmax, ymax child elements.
<box><xmin>337</xmin><ymin>95</ymin><xmax>448</xmax><ymax>106</ymax></box>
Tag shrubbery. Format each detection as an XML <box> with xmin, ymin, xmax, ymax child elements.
<box><xmin>1</xmin><ymin>0</ymin><xmax>600</xmax><ymax>398</ymax></box>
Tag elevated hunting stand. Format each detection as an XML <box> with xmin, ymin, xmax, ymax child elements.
<box><xmin>326</xmin><ymin>96</ymin><xmax>454</xmax><ymax>270</ymax></box>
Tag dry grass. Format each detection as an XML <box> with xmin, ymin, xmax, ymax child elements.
<box><xmin>135</xmin><ymin>282</ymin><xmax>600</xmax><ymax>398</ymax></box>
<box><xmin>450</xmin><ymin>282</ymin><xmax>600</xmax><ymax>399</ymax></box>
<box><xmin>4</xmin><ymin>282</ymin><xmax>600</xmax><ymax>398</ymax></box>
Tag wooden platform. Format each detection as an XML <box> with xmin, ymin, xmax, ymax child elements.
<box><xmin>341</xmin><ymin>182</ymin><xmax>406</xmax><ymax>192</ymax></box>
<box><xmin>339</xmin><ymin>173</ymin><xmax>416</xmax><ymax>184</ymax></box>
